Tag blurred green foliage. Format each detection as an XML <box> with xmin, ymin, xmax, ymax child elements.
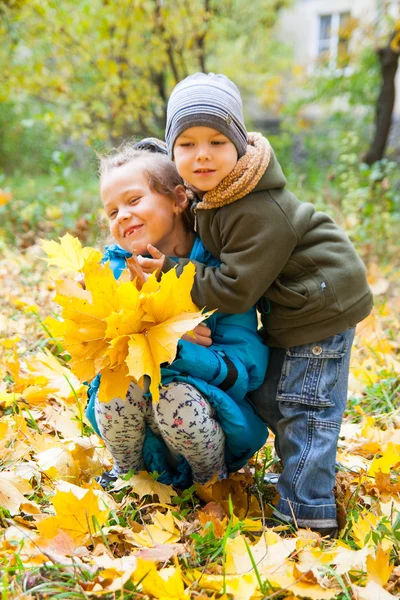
<box><xmin>0</xmin><ymin>152</ymin><xmax>100</xmax><ymax>249</ymax></box>
<box><xmin>0</xmin><ymin>103</ymin><xmax>59</xmax><ymax>174</ymax></box>
<box><xmin>0</xmin><ymin>0</ymin><xmax>399</xmax><ymax>264</ymax></box>
<box><xmin>335</xmin><ymin>135</ymin><xmax>400</xmax><ymax>261</ymax></box>
<box><xmin>0</xmin><ymin>0</ymin><xmax>291</xmax><ymax>144</ymax></box>
<box><xmin>288</xmin><ymin>47</ymin><xmax>381</xmax><ymax>118</ymax></box>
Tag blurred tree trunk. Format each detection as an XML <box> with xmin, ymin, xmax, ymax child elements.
<box><xmin>364</xmin><ymin>27</ymin><xmax>400</xmax><ymax>165</ymax></box>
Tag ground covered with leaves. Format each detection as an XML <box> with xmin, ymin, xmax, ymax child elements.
<box><xmin>1</xmin><ymin>244</ymin><xmax>399</xmax><ymax>600</ymax></box>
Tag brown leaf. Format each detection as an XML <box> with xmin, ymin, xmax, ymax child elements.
<box><xmin>195</xmin><ymin>473</ymin><xmax>261</xmax><ymax>519</ymax></box>
<box><xmin>202</xmin><ymin>501</ymin><xmax>227</xmax><ymax>519</ymax></box>
<box><xmin>198</xmin><ymin>510</ymin><xmax>228</xmax><ymax>538</ymax></box>
<box><xmin>293</xmin><ymin>562</ymin><xmax>319</xmax><ymax>585</ymax></box>
<box><xmin>374</xmin><ymin>471</ymin><xmax>400</xmax><ymax>494</ymax></box>
<box><xmin>36</xmin><ymin>530</ymin><xmax>89</xmax><ymax>560</ymax></box>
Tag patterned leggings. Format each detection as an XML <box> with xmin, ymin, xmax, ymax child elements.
<box><xmin>94</xmin><ymin>381</ymin><xmax>227</xmax><ymax>484</ymax></box>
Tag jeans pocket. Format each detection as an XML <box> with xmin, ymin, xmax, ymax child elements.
<box><xmin>277</xmin><ymin>334</ymin><xmax>348</xmax><ymax>408</ymax></box>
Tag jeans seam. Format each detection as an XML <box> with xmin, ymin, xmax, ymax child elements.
<box><xmin>312</xmin><ymin>418</ymin><xmax>341</xmax><ymax>430</ymax></box>
<box><xmin>290</xmin><ymin>409</ymin><xmax>315</xmax><ymax>503</ymax></box>
<box><xmin>315</xmin><ymin>357</ymin><xmax>323</xmax><ymax>402</ymax></box>
<box><xmin>278</xmin><ymin>396</ymin><xmax>335</xmax><ymax>408</ymax></box>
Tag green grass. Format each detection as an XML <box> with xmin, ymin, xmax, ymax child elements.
<box><xmin>0</xmin><ymin>167</ymin><xmax>101</xmax><ymax>248</ymax></box>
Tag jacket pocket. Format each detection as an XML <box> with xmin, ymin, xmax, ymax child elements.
<box><xmin>267</xmin><ymin>257</ymin><xmax>326</xmax><ymax>319</ymax></box>
<box><xmin>277</xmin><ymin>333</ymin><xmax>348</xmax><ymax>408</ymax></box>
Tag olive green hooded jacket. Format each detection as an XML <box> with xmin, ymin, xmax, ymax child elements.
<box><xmin>163</xmin><ymin>149</ymin><xmax>373</xmax><ymax>348</ymax></box>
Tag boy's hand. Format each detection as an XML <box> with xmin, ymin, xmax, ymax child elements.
<box><xmin>137</xmin><ymin>244</ymin><xmax>165</xmax><ymax>275</ymax></box>
<box><xmin>182</xmin><ymin>324</ymin><xmax>212</xmax><ymax>347</ymax></box>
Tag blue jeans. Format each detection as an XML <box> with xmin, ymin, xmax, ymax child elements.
<box><xmin>249</xmin><ymin>328</ymin><xmax>355</xmax><ymax>529</ymax></box>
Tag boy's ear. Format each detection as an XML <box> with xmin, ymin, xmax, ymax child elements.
<box><xmin>174</xmin><ymin>184</ymin><xmax>189</xmax><ymax>213</ymax></box>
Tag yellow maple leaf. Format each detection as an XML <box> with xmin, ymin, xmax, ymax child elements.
<box><xmin>353</xmin><ymin>580</ymin><xmax>398</xmax><ymax>600</ymax></box>
<box><xmin>0</xmin><ymin>479</ymin><xmax>27</xmax><ymax>515</ymax></box>
<box><xmin>97</xmin><ymin>363</ymin><xmax>132</xmax><ymax>403</ymax></box>
<box><xmin>36</xmin><ymin>446</ymin><xmax>80</xmax><ymax>482</ymax></box>
<box><xmin>0</xmin><ymin>390</ymin><xmax>21</xmax><ymax>406</ymax></box>
<box><xmin>133</xmin><ymin>559</ymin><xmax>189</xmax><ymax>600</ymax></box>
<box><xmin>127</xmin><ymin>510</ymin><xmax>180</xmax><ymax>547</ymax></box>
<box><xmin>141</xmin><ymin>263</ymin><xmax>199</xmax><ymax>323</ymax></box>
<box><xmin>23</xmin><ymin>349</ymin><xmax>83</xmax><ymax>402</ymax></box>
<box><xmin>225</xmin><ymin>531</ymin><xmax>296</xmax><ymax>575</ymax></box>
<box><xmin>37</xmin><ymin>487</ymin><xmax>110</xmax><ymax>544</ymax></box>
<box><xmin>105</xmin><ymin>308</ymin><xmax>143</xmax><ymax>340</ymax></box>
<box><xmin>126</xmin><ymin>311</ymin><xmax>209</xmax><ymax>401</ymax></box>
<box><xmin>41</xmin><ymin>233</ymin><xmax>102</xmax><ymax>274</ymax></box>
<box><xmin>82</xmin><ymin>258</ymin><xmax>121</xmax><ymax>314</ymax></box>
<box><xmin>369</xmin><ymin>443</ymin><xmax>400</xmax><ymax>476</ymax></box>
<box><xmin>43</xmin><ymin>236</ymin><xmax>211</xmax><ymax>403</ymax></box>
<box><xmin>105</xmin><ymin>334</ymin><xmax>131</xmax><ymax>367</ymax></box>
<box><xmin>352</xmin><ymin>510</ymin><xmax>381</xmax><ymax>548</ymax></box>
<box><xmin>44</xmin><ymin>295</ymin><xmax>110</xmax><ymax>383</ymax></box>
<box><xmin>366</xmin><ymin>545</ymin><xmax>394</xmax><ymax>586</ymax></box>
<box><xmin>93</xmin><ymin>554</ymin><xmax>138</xmax><ymax>593</ymax></box>
<box><xmin>113</xmin><ymin>471</ymin><xmax>177</xmax><ymax>503</ymax></box>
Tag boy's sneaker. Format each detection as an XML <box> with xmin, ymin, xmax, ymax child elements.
<box><xmin>95</xmin><ymin>470</ymin><xmax>119</xmax><ymax>490</ymax></box>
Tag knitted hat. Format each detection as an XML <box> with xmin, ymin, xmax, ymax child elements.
<box><xmin>133</xmin><ymin>137</ymin><xmax>167</xmax><ymax>155</ymax></box>
<box><xmin>165</xmin><ymin>72</ymin><xmax>248</xmax><ymax>159</ymax></box>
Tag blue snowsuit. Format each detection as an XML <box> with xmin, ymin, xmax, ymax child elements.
<box><xmin>86</xmin><ymin>238</ymin><xmax>269</xmax><ymax>487</ymax></box>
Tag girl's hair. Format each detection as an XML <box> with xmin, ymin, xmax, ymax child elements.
<box><xmin>98</xmin><ymin>144</ymin><xmax>194</xmax><ymax>232</ymax></box>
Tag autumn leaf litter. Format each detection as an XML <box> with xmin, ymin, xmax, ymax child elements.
<box><xmin>0</xmin><ymin>241</ymin><xmax>399</xmax><ymax>599</ymax></box>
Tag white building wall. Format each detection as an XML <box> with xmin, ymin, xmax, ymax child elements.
<box><xmin>277</xmin><ymin>0</ymin><xmax>400</xmax><ymax>116</ymax></box>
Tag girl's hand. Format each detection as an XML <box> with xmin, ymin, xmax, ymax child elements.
<box><xmin>136</xmin><ymin>244</ymin><xmax>165</xmax><ymax>275</ymax></box>
<box><xmin>126</xmin><ymin>254</ymin><xmax>148</xmax><ymax>289</ymax></box>
<box><xmin>75</xmin><ymin>274</ymin><xmax>86</xmax><ymax>290</ymax></box>
<box><xmin>182</xmin><ymin>324</ymin><xmax>212</xmax><ymax>347</ymax></box>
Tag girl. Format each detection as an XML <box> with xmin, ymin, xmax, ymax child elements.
<box><xmin>85</xmin><ymin>146</ymin><xmax>269</xmax><ymax>488</ymax></box>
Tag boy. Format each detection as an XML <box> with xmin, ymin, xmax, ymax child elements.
<box><xmin>138</xmin><ymin>73</ymin><xmax>373</xmax><ymax>536</ymax></box>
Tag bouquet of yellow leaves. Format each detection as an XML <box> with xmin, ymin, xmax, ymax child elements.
<box><xmin>42</xmin><ymin>234</ymin><xmax>211</xmax><ymax>402</ymax></box>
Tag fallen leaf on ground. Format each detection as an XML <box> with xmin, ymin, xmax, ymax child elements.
<box><xmin>113</xmin><ymin>471</ymin><xmax>177</xmax><ymax>503</ymax></box>
<box><xmin>37</xmin><ymin>486</ymin><xmax>110</xmax><ymax>544</ymax></box>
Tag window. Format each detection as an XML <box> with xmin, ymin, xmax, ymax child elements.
<box><xmin>318</xmin><ymin>12</ymin><xmax>352</xmax><ymax>68</ymax></box>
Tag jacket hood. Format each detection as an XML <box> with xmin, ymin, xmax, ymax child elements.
<box><xmin>253</xmin><ymin>146</ymin><xmax>287</xmax><ymax>192</ymax></box>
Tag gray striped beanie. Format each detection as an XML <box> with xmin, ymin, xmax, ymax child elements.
<box><xmin>166</xmin><ymin>72</ymin><xmax>248</xmax><ymax>159</ymax></box>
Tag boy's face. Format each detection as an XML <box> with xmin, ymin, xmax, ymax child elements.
<box><xmin>173</xmin><ymin>126</ymin><xmax>238</xmax><ymax>192</ymax></box>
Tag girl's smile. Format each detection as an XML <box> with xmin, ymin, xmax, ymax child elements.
<box><xmin>101</xmin><ymin>161</ymin><xmax>188</xmax><ymax>256</ymax></box>
<box><xmin>124</xmin><ymin>224</ymin><xmax>144</xmax><ymax>238</ymax></box>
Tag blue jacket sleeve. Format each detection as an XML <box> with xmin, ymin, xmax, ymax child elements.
<box><xmin>170</xmin><ymin>308</ymin><xmax>268</xmax><ymax>403</ymax></box>
<box><xmin>209</xmin><ymin>309</ymin><xmax>269</xmax><ymax>401</ymax></box>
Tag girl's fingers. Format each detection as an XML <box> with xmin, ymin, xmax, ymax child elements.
<box><xmin>195</xmin><ymin>324</ymin><xmax>211</xmax><ymax>336</ymax></box>
<box><xmin>194</xmin><ymin>334</ymin><xmax>212</xmax><ymax>347</ymax></box>
<box><xmin>137</xmin><ymin>253</ymin><xmax>165</xmax><ymax>274</ymax></box>
<box><xmin>136</xmin><ymin>256</ymin><xmax>155</xmax><ymax>269</ymax></box>
<box><xmin>147</xmin><ymin>244</ymin><xmax>165</xmax><ymax>260</ymax></box>
<box><xmin>126</xmin><ymin>255</ymin><xmax>146</xmax><ymax>288</ymax></box>
<box><xmin>181</xmin><ymin>324</ymin><xmax>213</xmax><ymax>347</ymax></box>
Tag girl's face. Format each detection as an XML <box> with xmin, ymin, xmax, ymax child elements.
<box><xmin>101</xmin><ymin>161</ymin><xmax>186</xmax><ymax>256</ymax></box>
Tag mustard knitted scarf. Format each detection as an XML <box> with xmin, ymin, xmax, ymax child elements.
<box><xmin>195</xmin><ymin>132</ymin><xmax>271</xmax><ymax>210</ymax></box>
